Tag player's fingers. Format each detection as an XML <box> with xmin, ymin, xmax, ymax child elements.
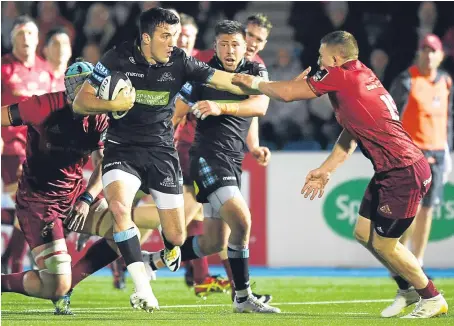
<box><xmin>319</xmin><ymin>188</ymin><xmax>324</xmax><ymax>198</ymax></box>
<box><xmin>310</xmin><ymin>188</ymin><xmax>319</xmax><ymax>200</ymax></box>
<box><xmin>303</xmin><ymin>185</ymin><xmax>313</xmax><ymax>197</ymax></box>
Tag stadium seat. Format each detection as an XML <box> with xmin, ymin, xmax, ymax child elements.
<box><xmin>282</xmin><ymin>140</ymin><xmax>322</xmax><ymax>151</ymax></box>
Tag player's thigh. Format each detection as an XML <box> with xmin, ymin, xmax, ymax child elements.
<box><xmin>80</xmin><ymin>198</ymin><xmax>114</xmax><ymax>240</ymax></box>
<box><xmin>132</xmin><ymin>204</ymin><xmax>161</xmax><ymax>230</ymax></box>
<box><xmin>16</xmin><ymin>194</ymin><xmax>67</xmax><ymax>252</ymax></box>
<box><xmin>371</xmin><ymin>215</ymin><xmax>414</xmax><ymax>253</ymax></box>
<box><xmin>102</xmin><ymin>160</ymin><xmax>142</xmax><ymax>219</ymax></box>
<box><xmin>183</xmin><ymin>185</ymin><xmax>203</xmax><ymax>225</ymax></box>
<box><xmin>146</xmin><ymin>149</ymin><xmax>185</xmax><ymax>236</ymax></box>
<box><xmin>354</xmin><ymin>215</ymin><xmax>373</xmax><ymax>244</ymax></box>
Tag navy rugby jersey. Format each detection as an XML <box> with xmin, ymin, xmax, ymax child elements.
<box><xmin>88</xmin><ymin>39</ymin><xmax>215</xmax><ymax>146</ymax></box>
<box><xmin>179</xmin><ymin>56</ymin><xmax>268</xmax><ymax>159</ymax></box>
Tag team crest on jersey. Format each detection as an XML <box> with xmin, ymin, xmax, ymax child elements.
<box><xmin>157</xmin><ymin>72</ymin><xmax>175</xmax><ymax>82</ymax></box>
<box><xmin>129</xmin><ymin>56</ymin><xmax>136</xmax><ymax>64</ymax></box>
<box><xmin>312</xmin><ymin>69</ymin><xmax>329</xmax><ymax>82</ymax></box>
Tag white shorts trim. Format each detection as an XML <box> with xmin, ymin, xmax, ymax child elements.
<box><xmin>102</xmin><ymin>169</ymin><xmax>141</xmax><ymax>193</ymax></box>
<box><xmin>207</xmin><ymin>186</ymin><xmax>242</xmax><ymax>212</ymax></box>
<box><xmin>203</xmin><ymin>202</ymin><xmax>221</xmax><ymax>219</ymax></box>
<box><xmin>150</xmin><ymin>188</ymin><xmax>184</xmax><ymax>210</ymax></box>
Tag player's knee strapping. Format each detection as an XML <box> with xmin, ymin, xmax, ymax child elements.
<box><xmin>34</xmin><ymin>243</ymin><xmax>72</xmax><ymax>275</ymax></box>
<box><xmin>205</xmin><ymin>186</ymin><xmax>243</xmax><ymax>218</ymax></box>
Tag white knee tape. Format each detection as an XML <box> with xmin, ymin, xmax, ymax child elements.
<box><xmin>44</xmin><ymin>253</ymin><xmax>72</xmax><ymax>274</ymax></box>
<box><xmin>207</xmin><ymin>186</ymin><xmax>242</xmax><ymax>212</ymax></box>
<box><xmin>150</xmin><ymin>189</ymin><xmax>184</xmax><ymax>209</ymax></box>
<box><xmin>34</xmin><ymin>242</ymin><xmax>72</xmax><ymax>275</ymax></box>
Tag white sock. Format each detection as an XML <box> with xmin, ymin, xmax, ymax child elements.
<box><xmin>127</xmin><ymin>261</ymin><xmax>152</xmax><ymax>293</ymax></box>
<box><xmin>236</xmin><ymin>287</ymin><xmax>252</xmax><ymax>299</ymax></box>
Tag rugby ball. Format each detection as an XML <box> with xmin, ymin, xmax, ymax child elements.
<box><xmin>98</xmin><ymin>71</ymin><xmax>133</xmax><ymax>119</ymax></box>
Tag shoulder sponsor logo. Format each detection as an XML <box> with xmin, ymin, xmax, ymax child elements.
<box><xmin>95</xmin><ymin>62</ymin><xmax>110</xmax><ymax>77</ymax></box>
<box><xmin>126</xmin><ymin>72</ymin><xmax>144</xmax><ymax>78</ymax></box>
<box><xmin>157</xmin><ymin>72</ymin><xmax>175</xmax><ymax>82</ymax></box>
<box><xmin>223</xmin><ymin>176</ymin><xmax>237</xmax><ymax>181</ymax></box>
<box><xmin>135</xmin><ymin>90</ymin><xmax>170</xmax><ymax>106</ymax></box>
<box><xmin>312</xmin><ymin>69</ymin><xmax>329</xmax><ymax>82</ymax></box>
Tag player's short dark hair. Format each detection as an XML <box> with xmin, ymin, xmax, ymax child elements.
<box><xmin>44</xmin><ymin>27</ymin><xmax>69</xmax><ymax>47</ymax></box>
<box><xmin>180</xmin><ymin>13</ymin><xmax>198</xmax><ymax>31</ymax></box>
<box><xmin>246</xmin><ymin>13</ymin><xmax>273</xmax><ymax>34</ymax></box>
<box><xmin>139</xmin><ymin>7</ymin><xmax>180</xmax><ymax>38</ymax></box>
<box><xmin>215</xmin><ymin>20</ymin><xmax>246</xmax><ymax>39</ymax></box>
<box><xmin>321</xmin><ymin>31</ymin><xmax>359</xmax><ymax>60</ymax></box>
<box><xmin>12</xmin><ymin>15</ymin><xmax>37</xmax><ymax>30</ymax></box>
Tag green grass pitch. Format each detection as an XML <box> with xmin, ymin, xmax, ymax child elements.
<box><xmin>2</xmin><ymin>277</ymin><xmax>452</xmax><ymax>325</ymax></box>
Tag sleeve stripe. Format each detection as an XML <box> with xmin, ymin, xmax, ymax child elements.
<box><xmin>306</xmin><ymin>79</ymin><xmax>321</xmax><ymax>97</ymax></box>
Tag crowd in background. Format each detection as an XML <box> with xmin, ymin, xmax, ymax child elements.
<box><xmin>2</xmin><ymin>1</ymin><xmax>453</xmax><ymax>150</ymax></box>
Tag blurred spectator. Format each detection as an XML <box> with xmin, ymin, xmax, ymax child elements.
<box><xmin>308</xmin><ymin>94</ymin><xmax>342</xmax><ymax>149</ymax></box>
<box><xmin>1</xmin><ymin>2</ymin><xmax>20</xmax><ymax>54</ymax></box>
<box><xmin>178</xmin><ymin>13</ymin><xmax>199</xmax><ymax>56</ymax></box>
<box><xmin>378</xmin><ymin>2</ymin><xmax>448</xmax><ymax>83</ymax></box>
<box><xmin>261</xmin><ymin>47</ymin><xmax>309</xmax><ymax>148</ymax></box>
<box><xmin>389</xmin><ymin>33</ymin><xmax>452</xmax><ymax>277</ymax></box>
<box><xmin>35</xmin><ymin>2</ymin><xmax>75</xmax><ymax>56</ymax></box>
<box><xmin>291</xmin><ymin>1</ymin><xmax>370</xmax><ymax>70</ymax></box>
<box><xmin>1</xmin><ymin>15</ymin><xmax>53</xmax><ymax>274</ymax></box>
<box><xmin>370</xmin><ymin>48</ymin><xmax>393</xmax><ymax>89</ymax></box>
<box><xmin>82</xmin><ymin>42</ymin><xmax>101</xmax><ymax>65</ymax></box>
<box><xmin>43</xmin><ymin>27</ymin><xmax>72</xmax><ymax>92</ymax></box>
<box><xmin>73</xmin><ymin>3</ymin><xmax>117</xmax><ymax>59</ymax></box>
<box><xmin>442</xmin><ymin>26</ymin><xmax>454</xmax><ymax>78</ymax></box>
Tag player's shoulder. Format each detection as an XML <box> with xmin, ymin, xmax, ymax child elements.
<box><xmin>252</xmin><ymin>54</ymin><xmax>265</xmax><ymax>65</ymax></box>
<box><xmin>242</xmin><ymin>60</ymin><xmax>268</xmax><ymax>78</ymax></box>
<box><xmin>103</xmin><ymin>41</ymin><xmax>132</xmax><ymax>61</ymax></box>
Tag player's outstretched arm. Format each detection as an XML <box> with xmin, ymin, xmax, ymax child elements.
<box><xmin>65</xmin><ymin>149</ymin><xmax>104</xmax><ymax>231</ymax></box>
<box><xmin>246</xmin><ymin>117</ymin><xmax>271</xmax><ymax>166</ymax></box>
<box><xmin>1</xmin><ymin>92</ymin><xmax>67</xmax><ymax>126</ymax></box>
<box><xmin>301</xmin><ymin>129</ymin><xmax>357</xmax><ymax>200</ymax></box>
<box><xmin>172</xmin><ymin>97</ymin><xmax>191</xmax><ymax>128</ymax></box>
<box><xmin>73</xmin><ymin>81</ymin><xmax>135</xmax><ymax>115</ymax></box>
<box><xmin>232</xmin><ymin>67</ymin><xmax>316</xmax><ymax>102</ymax></box>
<box><xmin>191</xmin><ymin>94</ymin><xmax>269</xmax><ymax>120</ymax></box>
<box><xmin>319</xmin><ymin>129</ymin><xmax>357</xmax><ymax>173</ymax></box>
<box><xmin>207</xmin><ymin>70</ymin><xmax>263</xmax><ymax>96</ymax></box>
